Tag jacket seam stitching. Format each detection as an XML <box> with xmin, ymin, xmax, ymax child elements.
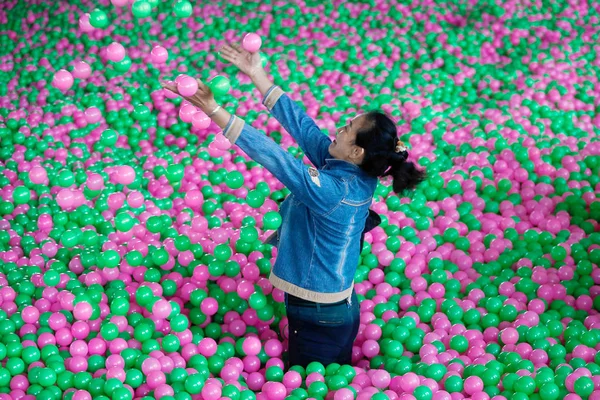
<box><xmin>302</xmin><ymin>216</ymin><xmax>319</xmax><ymax>287</ymax></box>
<box><xmin>320</xmin><ymin>180</ymin><xmax>349</xmax><ymax>217</ymax></box>
<box><xmin>336</xmin><ymin>206</ymin><xmax>357</xmax><ymax>289</ymax></box>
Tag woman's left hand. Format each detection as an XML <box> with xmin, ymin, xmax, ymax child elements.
<box><xmin>161</xmin><ymin>78</ymin><xmax>218</xmax><ymax>114</ymax></box>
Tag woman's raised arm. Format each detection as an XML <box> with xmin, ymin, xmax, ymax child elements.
<box><xmin>220</xmin><ymin>43</ymin><xmax>332</xmax><ymax>169</ymax></box>
<box><xmin>162</xmin><ymin>78</ymin><xmax>344</xmax><ymax>215</ymax></box>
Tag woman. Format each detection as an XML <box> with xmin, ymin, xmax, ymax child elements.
<box><xmin>162</xmin><ymin>43</ymin><xmax>425</xmax><ymax>368</ymax></box>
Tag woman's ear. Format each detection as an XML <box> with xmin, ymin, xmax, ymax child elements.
<box><xmin>351</xmin><ymin>145</ymin><xmax>365</xmax><ymax>161</ymax></box>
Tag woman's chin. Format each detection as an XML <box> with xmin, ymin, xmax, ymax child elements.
<box><xmin>328</xmin><ymin>144</ymin><xmax>336</xmax><ymax>156</ymax></box>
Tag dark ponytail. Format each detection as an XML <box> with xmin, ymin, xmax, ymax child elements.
<box><xmin>386</xmin><ymin>155</ymin><xmax>426</xmax><ymax>195</ymax></box>
<box><xmin>355</xmin><ymin>111</ymin><xmax>426</xmax><ymax>195</ymax></box>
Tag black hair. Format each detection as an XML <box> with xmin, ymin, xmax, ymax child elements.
<box><xmin>354</xmin><ymin>111</ymin><xmax>426</xmax><ymax>195</ymax></box>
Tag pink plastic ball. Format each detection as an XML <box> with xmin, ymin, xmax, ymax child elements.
<box><xmin>282</xmin><ymin>370</ymin><xmax>302</xmax><ymax>389</ymax></box>
<box><xmin>371</xmin><ymin>370</ymin><xmax>391</xmax><ymax>389</ymax></box>
<box><xmin>179</xmin><ymin>105</ymin><xmax>197</xmax><ymax>123</ymax></box>
<box><xmin>152</xmin><ymin>299</ymin><xmax>172</xmax><ymax>319</ymax></box>
<box><xmin>177</xmin><ymin>76</ymin><xmax>198</xmax><ymax>97</ymax></box>
<box><xmin>242</xmin><ymin>337</ymin><xmax>261</xmax><ymax>356</ymax></box>
<box><xmin>72</xmin><ymin>61</ymin><xmax>92</xmax><ymax>79</ymax></box>
<box><xmin>192</xmin><ymin>111</ymin><xmax>211</xmax><ymax>129</ymax></box>
<box><xmin>151</xmin><ymin>46</ymin><xmax>168</xmax><ymax>64</ymax></box>
<box><xmin>115</xmin><ymin>166</ymin><xmax>136</xmax><ymax>185</ymax></box>
<box><xmin>364</xmin><ymin>324</ymin><xmax>382</xmax><ymax>341</ymax></box>
<box><xmin>220</xmin><ymin>364</ymin><xmax>240</xmax><ymax>382</ymax></box>
<box><xmin>242</xmin><ymin>33</ymin><xmax>262</xmax><ymax>53</ymax></box>
<box><xmin>73</xmin><ymin>302</ymin><xmax>93</xmax><ymax>321</ymax></box>
<box><xmin>73</xmin><ymin>390</ymin><xmax>92</xmax><ymax>400</ymax></box>
<box><xmin>400</xmin><ymin>373</ymin><xmax>420</xmax><ymax>392</ymax></box>
<box><xmin>500</xmin><ymin>328</ymin><xmax>519</xmax><ymax>345</ymax></box>
<box><xmin>464</xmin><ymin>376</ymin><xmax>484</xmax><ymax>395</ymax></box>
<box><xmin>200</xmin><ymin>298</ymin><xmax>219</xmax><ymax>316</ymax></box>
<box><xmin>361</xmin><ymin>339</ymin><xmax>380</xmax><ymax>358</ymax></box>
<box><xmin>56</xmin><ymin>189</ymin><xmax>75</xmax><ymax>209</ymax></box>
<box><xmin>22</xmin><ymin>306</ymin><xmax>40</xmax><ymax>324</ymax></box>
<box><xmin>335</xmin><ymin>388</ymin><xmax>356</xmax><ymax>400</ymax></box>
<box><xmin>84</xmin><ymin>107</ymin><xmax>102</xmax><ymax>124</ymax></box>
<box><xmin>52</xmin><ymin>70</ymin><xmax>74</xmax><ymax>91</ymax></box>
<box><xmin>106</xmin><ymin>42</ymin><xmax>126</xmax><ymax>62</ymax></box>
<box><xmin>79</xmin><ymin>14</ymin><xmax>94</xmax><ymax>33</ymax></box>
<box><xmin>127</xmin><ymin>191</ymin><xmax>144</xmax><ymax>208</ymax></box>
<box><xmin>264</xmin><ymin>339</ymin><xmax>283</xmax><ymax>357</ymax></box>
<box><xmin>198</xmin><ymin>338</ymin><xmax>218</xmax><ymax>357</ymax></box>
<box><xmin>201</xmin><ymin>382</ymin><xmax>221</xmax><ymax>400</ymax></box>
<box><xmin>29</xmin><ymin>167</ymin><xmax>48</xmax><ymax>184</ymax></box>
<box><xmin>183</xmin><ymin>190</ymin><xmax>203</xmax><ymax>209</ymax></box>
<box><xmin>263</xmin><ymin>381</ymin><xmax>286</xmax><ymax>400</ymax></box>
<box><xmin>213</xmin><ymin>133</ymin><xmax>231</xmax><ymax>150</ymax></box>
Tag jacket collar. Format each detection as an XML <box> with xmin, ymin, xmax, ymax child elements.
<box><xmin>324</xmin><ymin>158</ymin><xmax>372</xmax><ymax>178</ymax></box>
<box><xmin>325</xmin><ymin>158</ymin><xmax>359</xmax><ymax>169</ymax></box>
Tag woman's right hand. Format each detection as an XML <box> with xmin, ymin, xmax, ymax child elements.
<box><xmin>161</xmin><ymin>78</ymin><xmax>217</xmax><ymax>114</ymax></box>
<box><xmin>219</xmin><ymin>42</ymin><xmax>264</xmax><ymax>78</ymax></box>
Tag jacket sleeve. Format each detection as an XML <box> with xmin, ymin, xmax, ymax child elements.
<box><xmin>261</xmin><ymin>86</ymin><xmax>332</xmax><ymax>169</ymax></box>
<box><xmin>223</xmin><ymin>115</ymin><xmax>344</xmax><ymax>216</ymax></box>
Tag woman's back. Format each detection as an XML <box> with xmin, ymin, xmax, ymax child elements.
<box><xmin>271</xmin><ymin>158</ymin><xmax>378</xmax><ymax>303</ymax></box>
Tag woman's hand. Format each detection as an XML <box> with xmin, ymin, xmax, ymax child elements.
<box><xmin>161</xmin><ymin>78</ymin><xmax>217</xmax><ymax>114</ymax></box>
<box><xmin>219</xmin><ymin>42</ymin><xmax>263</xmax><ymax>78</ymax></box>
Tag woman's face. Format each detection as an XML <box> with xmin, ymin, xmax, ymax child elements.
<box><xmin>329</xmin><ymin>114</ymin><xmax>368</xmax><ymax>163</ymax></box>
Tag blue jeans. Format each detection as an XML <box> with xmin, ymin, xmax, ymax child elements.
<box><xmin>285</xmin><ymin>290</ymin><xmax>360</xmax><ymax>368</ymax></box>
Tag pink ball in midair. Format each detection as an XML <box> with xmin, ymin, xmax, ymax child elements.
<box><xmin>192</xmin><ymin>111</ymin><xmax>211</xmax><ymax>129</ymax></box>
<box><xmin>151</xmin><ymin>46</ymin><xmax>168</xmax><ymax>64</ymax></box>
<box><xmin>111</xmin><ymin>0</ymin><xmax>129</xmax><ymax>6</ymax></box>
<box><xmin>72</xmin><ymin>61</ymin><xmax>92</xmax><ymax>79</ymax></box>
<box><xmin>106</xmin><ymin>42</ymin><xmax>126</xmax><ymax>62</ymax></box>
<box><xmin>177</xmin><ymin>76</ymin><xmax>198</xmax><ymax>97</ymax></box>
<box><xmin>52</xmin><ymin>70</ymin><xmax>74</xmax><ymax>91</ymax></box>
<box><xmin>79</xmin><ymin>14</ymin><xmax>94</xmax><ymax>33</ymax></box>
<box><xmin>242</xmin><ymin>33</ymin><xmax>262</xmax><ymax>53</ymax></box>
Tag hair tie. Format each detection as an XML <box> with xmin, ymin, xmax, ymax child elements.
<box><xmin>395</xmin><ymin>140</ymin><xmax>408</xmax><ymax>153</ymax></box>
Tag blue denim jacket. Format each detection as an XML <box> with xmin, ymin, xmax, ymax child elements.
<box><xmin>224</xmin><ymin>86</ymin><xmax>378</xmax><ymax>303</ymax></box>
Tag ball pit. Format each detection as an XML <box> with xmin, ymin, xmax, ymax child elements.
<box><xmin>1</xmin><ymin>0</ymin><xmax>600</xmax><ymax>400</ymax></box>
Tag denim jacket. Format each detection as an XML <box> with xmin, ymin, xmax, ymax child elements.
<box><xmin>223</xmin><ymin>86</ymin><xmax>378</xmax><ymax>303</ymax></box>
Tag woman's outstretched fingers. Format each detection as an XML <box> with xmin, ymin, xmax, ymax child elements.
<box><xmin>160</xmin><ymin>81</ymin><xmax>178</xmax><ymax>94</ymax></box>
<box><xmin>230</xmin><ymin>42</ymin><xmax>243</xmax><ymax>52</ymax></box>
<box><xmin>225</xmin><ymin>41</ymin><xmax>241</xmax><ymax>51</ymax></box>
<box><xmin>220</xmin><ymin>47</ymin><xmax>236</xmax><ymax>59</ymax></box>
<box><xmin>220</xmin><ymin>43</ymin><xmax>234</xmax><ymax>53</ymax></box>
